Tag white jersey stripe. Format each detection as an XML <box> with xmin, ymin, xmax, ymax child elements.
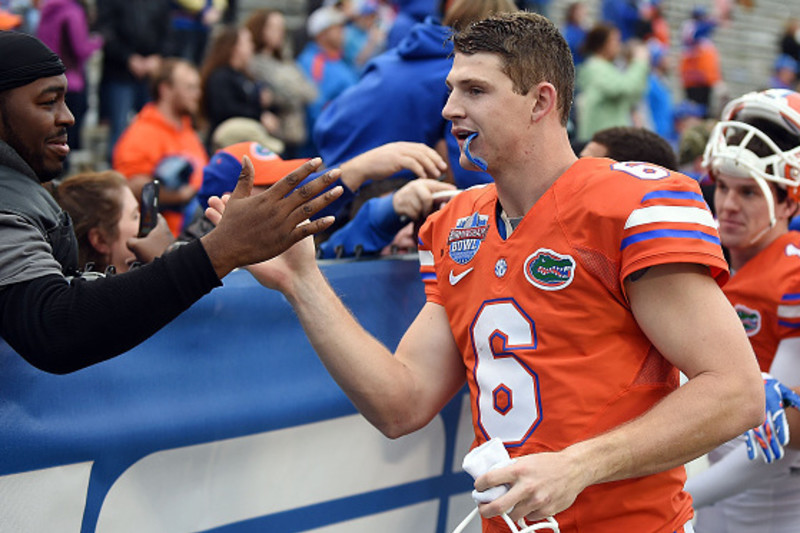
<box><xmin>778</xmin><ymin>304</ymin><xmax>800</xmax><ymax>319</ymax></box>
<box><xmin>418</xmin><ymin>250</ymin><xmax>434</xmax><ymax>267</ymax></box>
<box><xmin>624</xmin><ymin>206</ymin><xmax>717</xmax><ymax>230</ymax></box>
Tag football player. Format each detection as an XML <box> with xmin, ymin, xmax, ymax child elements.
<box><xmin>220</xmin><ymin>12</ymin><xmax>763</xmax><ymax>533</ymax></box>
<box><xmin>685</xmin><ymin>88</ymin><xmax>800</xmax><ymax>532</ymax></box>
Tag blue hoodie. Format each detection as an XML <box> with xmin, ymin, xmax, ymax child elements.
<box><xmin>386</xmin><ymin>0</ymin><xmax>439</xmax><ymax>50</ymax></box>
<box><xmin>312</xmin><ymin>17</ymin><xmax>493</xmax><ymax>191</ymax></box>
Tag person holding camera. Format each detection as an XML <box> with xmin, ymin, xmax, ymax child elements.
<box><xmin>53</xmin><ymin>171</ymin><xmax>174</xmax><ymax>274</ymax></box>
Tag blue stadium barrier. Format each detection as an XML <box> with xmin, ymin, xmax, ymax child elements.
<box><xmin>0</xmin><ymin>257</ymin><xmax>478</xmax><ymax>533</ymax></box>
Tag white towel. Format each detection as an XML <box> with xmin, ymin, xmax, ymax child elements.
<box><xmin>462</xmin><ymin>438</ymin><xmax>516</xmax><ymax>504</ymax></box>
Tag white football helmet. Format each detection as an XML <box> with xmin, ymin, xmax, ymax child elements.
<box><xmin>703</xmin><ymin>89</ymin><xmax>800</xmax><ymax>228</ymax></box>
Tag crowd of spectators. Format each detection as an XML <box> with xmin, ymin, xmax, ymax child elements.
<box><xmin>3</xmin><ymin>0</ymin><xmax>800</xmax><ymax>253</ymax></box>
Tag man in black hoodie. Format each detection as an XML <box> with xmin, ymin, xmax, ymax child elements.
<box><xmin>0</xmin><ymin>31</ymin><xmax>341</xmax><ymax>374</ymax></box>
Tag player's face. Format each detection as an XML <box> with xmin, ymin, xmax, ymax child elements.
<box><xmin>443</xmin><ymin>52</ymin><xmax>536</xmax><ymax>174</ymax></box>
<box><xmin>714</xmin><ymin>173</ymin><xmax>784</xmax><ymax>251</ymax></box>
<box><xmin>108</xmin><ymin>186</ymin><xmax>141</xmax><ymax>273</ymax></box>
<box><xmin>0</xmin><ymin>75</ymin><xmax>74</xmax><ymax>182</ymax></box>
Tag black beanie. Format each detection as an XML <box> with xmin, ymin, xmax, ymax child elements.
<box><xmin>0</xmin><ymin>31</ymin><xmax>65</xmax><ymax>93</ymax></box>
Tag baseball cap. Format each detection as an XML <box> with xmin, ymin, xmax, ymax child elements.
<box><xmin>354</xmin><ymin>0</ymin><xmax>378</xmax><ymax>16</ymax></box>
<box><xmin>775</xmin><ymin>54</ymin><xmax>798</xmax><ymax>73</ymax></box>
<box><xmin>307</xmin><ymin>6</ymin><xmax>347</xmax><ymax>38</ymax></box>
<box><xmin>197</xmin><ymin>142</ymin><xmax>310</xmax><ymax>208</ymax></box>
<box><xmin>211</xmin><ymin>117</ymin><xmax>285</xmax><ymax>154</ymax></box>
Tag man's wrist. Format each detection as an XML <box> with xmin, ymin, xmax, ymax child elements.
<box><xmin>562</xmin><ymin>437</ymin><xmax>618</xmax><ymax>489</ymax></box>
<box><xmin>199</xmin><ymin>231</ymin><xmax>234</xmax><ymax>280</ymax></box>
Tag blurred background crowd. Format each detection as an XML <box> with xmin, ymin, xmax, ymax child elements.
<box><xmin>3</xmin><ymin>0</ymin><xmax>799</xmax><ymax>255</ymax></box>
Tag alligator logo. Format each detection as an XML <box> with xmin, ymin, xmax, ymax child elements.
<box><xmin>524</xmin><ymin>249</ymin><xmax>576</xmax><ymax>291</ymax></box>
<box><xmin>251</xmin><ymin>143</ymin><xmax>280</xmax><ymax>161</ymax></box>
<box><xmin>448</xmin><ymin>212</ymin><xmax>489</xmax><ymax>265</ymax></box>
<box><xmin>735</xmin><ymin>304</ymin><xmax>761</xmax><ymax>337</ymax></box>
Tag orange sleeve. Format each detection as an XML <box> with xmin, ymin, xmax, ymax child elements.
<box><xmin>616</xmin><ymin>171</ymin><xmax>728</xmax><ymax>288</ymax></box>
<box><xmin>417</xmin><ymin>212</ymin><xmax>443</xmax><ymax>306</ymax></box>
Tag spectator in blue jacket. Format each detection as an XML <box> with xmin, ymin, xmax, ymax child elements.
<box><xmin>182</xmin><ymin>140</ymin><xmax>448</xmax><ymax>246</ymax></box>
<box><xmin>312</xmin><ymin>0</ymin><xmax>515</xmax><ymax>194</ymax></box>
<box><xmin>562</xmin><ymin>2</ymin><xmax>588</xmax><ymax>66</ymax></box>
<box><xmin>385</xmin><ymin>0</ymin><xmax>438</xmax><ymax>50</ymax></box>
<box><xmin>601</xmin><ymin>0</ymin><xmax>644</xmax><ymax>42</ymax></box>
<box><xmin>318</xmin><ymin>177</ymin><xmax>455</xmax><ymax>259</ymax></box>
<box><xmin>297</xmin><ymin>5</ymin><xmax>359</xmax><ymax>157</ymax></box>
<box><xmin>646</xmin><ymin>41</ymin><xmax>677</xmax><ymax>145</ymax></box>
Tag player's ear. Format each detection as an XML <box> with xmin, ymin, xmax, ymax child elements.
<box><xmin>787</xmin><ymin>198</ymin><xmax>799</xmax><ymax>220</ymax></box>
<box><xmin>777</xmin><ymin>193</ymin><xmax>799</xmax><ymax>221</ymax></box>
<box><xmin>531</xmin><ymin>82</ymin><xmax>557</xmax><ymax>124</ymax></box>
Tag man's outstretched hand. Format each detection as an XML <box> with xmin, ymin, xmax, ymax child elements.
<box><xmin>200</xmin><ymin>156</ymin><xmax>342</xmax><ymax>278</ymax></box>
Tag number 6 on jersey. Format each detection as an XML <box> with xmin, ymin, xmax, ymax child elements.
<box><xmin>470</xmin><ymin>299</ymin><xmax>542</xmax><ymax>446</ymax></box>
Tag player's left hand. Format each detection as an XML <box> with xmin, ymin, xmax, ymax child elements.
<box><xmin>475</xmin><ymin>449</ymin><xmax>588</xmax><ymax>524</ymax></box>
<box><xmin>745</xmin><ymin>372</ymin><xmax>800</xmax><ymax>464</ymax></box>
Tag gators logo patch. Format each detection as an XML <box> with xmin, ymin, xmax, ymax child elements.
<box><xmin>252</xmin><ymin>143</ymin><xmax>278</xmax><ymax>159</ymax></box>
<box><xmin>448</xmin><ymin>212</ymin><xmax>489</xmax><ymax>265</ymax></box>
<box><xmin>524</xmin><ymin>249</ymin><xmax>576</xmax><ymax>291</ymax></box>
<box><xmin>735</xmin><ymin>304</ymin><xmax>761</xmax><ymax>337</ymax></box>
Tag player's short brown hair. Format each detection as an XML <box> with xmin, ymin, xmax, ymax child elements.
<box><xmin>451</xmin><ymin>11</ymin><xmax>574</xmax><ymax>126</ymax></box>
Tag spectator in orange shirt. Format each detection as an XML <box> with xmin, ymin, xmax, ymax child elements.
<box><xmin>113</xmin><ymin>58</ymin><xmax>208</xmax><ymax>235</ymax></box>
<box><xmin>679</xmin><ymin>7</ymin><xmax>721</xmax><ymax>115</ymax></box>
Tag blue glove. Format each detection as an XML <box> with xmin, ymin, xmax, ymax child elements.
<box><xmin>745</xmin><ymin>373</ymin><xmax>800</xmax><ymax>463</ymax></box>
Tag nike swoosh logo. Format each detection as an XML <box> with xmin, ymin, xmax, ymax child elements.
<box><xmin>787</xmin><ymin>244</ymin><xmax>800</xmax><ymax>258</ymax></box>
<box><xmin>449</xmin><ymin>268</ymin><xmax>474</xmax><ymax>286</ymax></box>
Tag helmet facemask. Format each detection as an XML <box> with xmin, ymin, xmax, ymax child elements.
<box><xmin>703</xmin><ymin>90</ymin><xmax>800</xmax><ymax>237</ymax></box>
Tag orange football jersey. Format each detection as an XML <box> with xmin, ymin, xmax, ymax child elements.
<box><xmin>418</xmin><ymin>158</ymin><xmax>728</xmax><ymax>533</ymax></box>
<box><xmin>724</xmin><ymin>231</ymin><xmax>800</xmax><ymax>371</ymax></box>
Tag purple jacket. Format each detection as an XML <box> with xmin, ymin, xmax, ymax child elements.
<box><xmin>37</xmin><ymin>0</ymin><xmax>102</xmax><ymax>92</ymax></box>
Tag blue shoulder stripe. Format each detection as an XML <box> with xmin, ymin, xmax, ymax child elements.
<box><xmin>642</xmin><ymin>190</ymin><xmax>705</xmax><ymax>203</ymax></box>
<box><xmin>621</xmin><ymin>229</ymin><xmax>721</xmax><ymax>250</ymax></box>
<box><xmin>778</xmin><ymin>319</ymin><xmax>800</xmax><ymax>329</ymax></box>
<box><xmin>420</xmin><ymin>272</ymin><xmax>437</xmax><ymax>281</ymax></box>
<box><xmin>781</xmin><ymin>293</ymin><xmax>800</xmax><ymax>302</ymax></box>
